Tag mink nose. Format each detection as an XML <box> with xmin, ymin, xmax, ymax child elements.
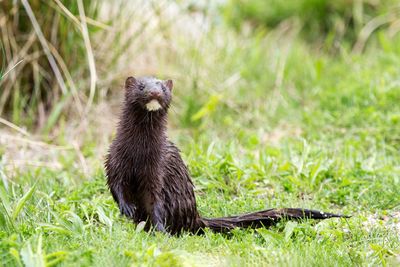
<box><xmin>149</xmin><ymin>91</ymin><xmax>161</xmax><ymax>98</ymax></box>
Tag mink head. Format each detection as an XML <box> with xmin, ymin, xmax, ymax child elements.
<box><xmin>124</xmin><ymin>76</ymin><xmax>173</xmax><ymax>112</ymax></box>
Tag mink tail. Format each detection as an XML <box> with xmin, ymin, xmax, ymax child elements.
<box><xmin>200</xmin><ymin>208</ymin><xmax>349</xmax><ymax>233</ymax></box>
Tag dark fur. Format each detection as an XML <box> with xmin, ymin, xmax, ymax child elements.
<box><xmin>105</xmin><ymin>76</ymin><xmax>348</xmax><ymax>235</ymax></box>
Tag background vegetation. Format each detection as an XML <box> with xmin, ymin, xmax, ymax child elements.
<box><xmin>1</xmin><ymin>0</ymin><xmax>399</xmax><ymax>266</ymax></box>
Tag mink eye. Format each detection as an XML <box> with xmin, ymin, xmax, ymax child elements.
<box><xmin>161</xmin><ymin>85</ymin><xmax>166</xmax><ymax>92</ymax></box>
<box><xmin>138</xmin><ymin>84</ymin><xmax>145</xmax><ymax>91</ymax></box>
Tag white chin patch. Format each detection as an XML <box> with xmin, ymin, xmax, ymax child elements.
<box><xmin>145</xmin><ymin>100</ymin><xmax>162</xmax><ymax>111</ymax></box>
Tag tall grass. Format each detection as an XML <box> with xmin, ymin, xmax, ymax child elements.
<box><xmin>0</xmin><ymin>0</ymin><xmax>177</xmax><ymax>132</ymax></box>
<box><xmin>1</xmin><ymin>0</ymin><xmax>95</xmax><ymax>127</ymax></box>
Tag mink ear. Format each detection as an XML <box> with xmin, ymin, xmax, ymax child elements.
<box><xmin>165</xmin><ymin>79</ymin><xmax>173</xmax><ymax>91</ymax></box>
<box><xmin>125</xmin><ymin>76</ymin><xmax>137</xmax><ymax>88</ymax></box>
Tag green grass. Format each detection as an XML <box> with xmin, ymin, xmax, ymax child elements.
<box><xmin>1</xmin><ymin>2</ymin><xmax>400</xmax><ymax>267</ymax></box>
<box><xmin>222</xmin><ymin>0</ymin><xmax>400</xmax><ymax>46</ymax></box>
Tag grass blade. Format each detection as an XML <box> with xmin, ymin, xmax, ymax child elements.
<box><xmin>0</xmin><ymin>59</ymin><xmax>24</xmax><ymax>80</ymax></box>
<box><xmin>77</xmin><ymin>0</ymin><xmax>97</xmax><ymax>113</ymax></box>
<box><xmin>43</xmin><ymin>95</ymin><xmax>69</xmax><ymax>135</ymax></box>
<box><xmin>20</xmin><ymin>0</ymin><xmax>68</xmax><ymax>95</ymax></box>
<box><xmin>20</xmin><ymin>235</ymin><xmax>46</xmax><ymax>267</ymax></box>
<box><xmin>12</xmin><ymin>183</ymin><xmax>37</xmax><ymax>221</ymax></box>
<box><xmin>0</xmin><ymin>117</ymin><xmax>31</xmax><ymax>137</ymax></box>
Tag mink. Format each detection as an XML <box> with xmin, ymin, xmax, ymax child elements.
<box><xmin>104</xmin><ymin>76</ymin><xmax>348</xmax><ymax>235</ymax></box>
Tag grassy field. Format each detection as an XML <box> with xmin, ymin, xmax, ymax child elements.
<box><xmin>1</xmin><ymin>1</ymin><xmax>400</xmax><ymax>266</ymax></box>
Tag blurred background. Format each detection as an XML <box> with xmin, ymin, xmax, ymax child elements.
<box><xmin>0</xmin><ymin>0</ymin><xmax>399</xmax><ymax>179</ymax></box>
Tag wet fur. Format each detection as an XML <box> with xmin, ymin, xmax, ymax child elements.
<box><xmin>105</xmin><ymin>76</ymin><xmax>348</xmax><ymax>235</ymax></box>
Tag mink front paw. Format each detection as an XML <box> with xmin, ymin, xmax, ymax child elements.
<box><xmin>119</xmin><ymin>202</ymin><xmax>136</xmax><ymax>219</ymax></box>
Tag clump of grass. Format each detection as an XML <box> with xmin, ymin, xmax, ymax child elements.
<box><xmin>1</xmin><ymin>1</ymin><xmax>95</xmax><ymax>126</ymax></box>
<box><xmin>0</xmin><ymin>0</ymin><xmax>175</xmax><ymax>132</ymax></box>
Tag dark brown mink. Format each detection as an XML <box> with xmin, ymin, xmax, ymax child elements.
<box><xmin>104</xmin><ymin>76</ymin><xmax>348</xmax><ymax>235</ymax></box>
